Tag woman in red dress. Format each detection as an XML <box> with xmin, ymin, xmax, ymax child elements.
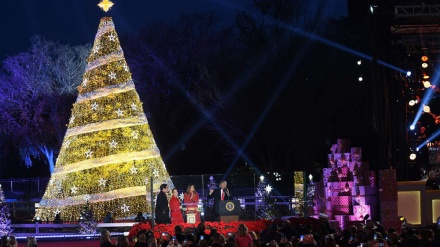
<box><xmin>170</xmin><ymin>188</ymin><xmax>184</xmax><ymax>224</ymax></box>
<box><xmin>183</xmin><ymin>184</ymin><xmax>200</xmax><ymax>223</ymax></box>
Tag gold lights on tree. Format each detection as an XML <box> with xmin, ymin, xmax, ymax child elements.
<box><xmin>421</xmin><ymin>56</ymin><xmax>429</xmax><ymax>62</ymax></box>
<box><xmin>98</xmin><ymin>0</ymin><xmax>114</xmax><ymax>12</ymax></box>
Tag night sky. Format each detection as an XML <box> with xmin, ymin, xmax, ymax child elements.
<box><xmin>0</xmin><ymin>0</ymin><xmax>247</xmax><ymax>61</ymax></box>
<box><xmin>0</xmin><ymin>1</ymin><xmax>361</xmax><ymax>178</ymax></box>
<box><xmin>0</xmin><ymin>0</ymin><xmax>347</xmax><ymax>61</ymax></box>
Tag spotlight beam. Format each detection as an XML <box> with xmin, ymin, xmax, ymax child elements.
<box><xmin>163</xmin><ymin>49</ymin><xmax>275</xmax><ymax>161</ymax></box>
<box><xmin>140</xmin><ymin>41</ymin><xmax>278</xmax><ymax>183</ymax></box>
<box><xmin>223</xmin><ymin>40</ymin><xmax>313</xmax><ymax>180</ymax></box>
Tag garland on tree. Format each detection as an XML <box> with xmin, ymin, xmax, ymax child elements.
<box><xmin>0</xmin><ymin>185</ymin><xmax>12</xmax><ymax>235</ymax></box>
<box><xmin>256</xmin><ymin>175</ymin><xmax>276</xmax><ymax>220</ymax></box>
<box><xmin>78</xmin><ymin>201</ymin><xmax>97</xmax><ymax>234</ymax></box>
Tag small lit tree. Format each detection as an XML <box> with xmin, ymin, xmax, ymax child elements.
<box><xmin>0</xmin><ymin>185</ymin><xmax>12</xmax><ymax>235</ymax></box>
<box><xmin>256</xmin><ymin>175</ymin><xmax>276</xmax><ymax>220</ymax></box>
<box><xmin>207</xmin><ymin>176</ymin><xmax>218</xmax><ymax>191</ymax></box>
<box><xmin>78</xmin><ymin>201</ymin><xmax>97</xmax><ymax>234</ymax></box>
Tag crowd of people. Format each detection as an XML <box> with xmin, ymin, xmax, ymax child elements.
<box><xmin>100</xmin><ymin>217</ymin><xmax>440</xmax><ymax>247</ymax></box>
<box><xmin>0</xmin><ymin>235</ymin><xmax>34</xmax><ymax>247</ymax></box>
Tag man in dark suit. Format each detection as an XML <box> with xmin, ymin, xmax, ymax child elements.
<box><xmin>155</xmin><ymin>183</ymin><xmax>170</xmax><ymax>224</ymax></box>
<box><xmin>208</xmin><ymin>180</ymin><xmax>232</xmax><ymax>221</ymax></box>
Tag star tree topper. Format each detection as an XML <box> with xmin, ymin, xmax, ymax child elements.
<box><xmin>98</xmin><ymin>0</ymin><xmax>114</xmax><ymax>12</ymax></box>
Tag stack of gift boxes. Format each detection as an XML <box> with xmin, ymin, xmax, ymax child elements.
<box><xmin>316</xmin><ymin>139</ymin><xmax>378</xmax><ymax>229</ymax></box>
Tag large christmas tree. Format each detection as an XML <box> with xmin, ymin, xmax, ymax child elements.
<box><xmin>36</xmin><ymin>8</ymin><xmax>173</xmax><ymax>221</ymax></box>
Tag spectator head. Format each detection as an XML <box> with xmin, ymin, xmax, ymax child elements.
<box><xmin>183</xmin><ymin>227</ymin><xmax>192</xmax><ymax>235</ymax></box>
<box><xmin>325</xmin><ymin>234</ymin><xmax>337</xmax><ymax>247</ymax></box>
<box><xmin>401</xmin><ymin>222</ymin><xmax>413</xmax><ymax>231</ymax></box>
<box><xmin>26</xmin><ymin>236</ymin><xmax>37</xmax><ymax>246</ymax></box>
<box><xmin>100</xmin><ymin>229</ymin><xmax>111</xmax><ymax>244</ymax></box>
<box><xmin>355</xmin><ymin>232</ymin><xmax>365</xmax><ymax>243</ymax></box>
<box><xmin>238</xmin><ymin>223</ymin><xmax>249</xmax><ymax>236</ymax></box>
<box><xmin>139</xmin><ymin>233</ymin><xmax>147</xmax><ymax>243</ymax></box>
<box><xmin>319</xmin><ymin>213</ymin><xmax>329</xmax><ymax>220</ymax></box>
<box><xmin>249</xmin><ymin>231</ymin><xmax>257</xmax><ymax>240</ymax></box>
<box><xmin>389</xmin><ymin>232</ymin><xmax>399</xmax><ymax>241</ymax></box>
<box><xmin>117</xmin><ymin>236</ymin><xmax>129</xmax><ymax>247</ymax></box>
<box><xmin>9</xmin><ymin>235</ymin><xmax>17</xmax><ymax>247</ymax></box>
<box><xmin>356</xmin><ymin>223</ymin><xmax>365</xmax><ymax>231</ymax></box>
<box><xmin>303</xmin><ymin>234</ymin><xmax>315</xmax><ymax>245</ymax></box>
<box><xmin>175</xmin><ymin>225</ymin><xmax>183</xmax><ymax>234</ymax></box>
<box><xmin>199</xmin><ymin>239</ymin><xmax>208</xmax><ymax>247</ymax></box>
<box><xmin>349</xmin><ymin>225</ymin><xmax>357</xmax><ymax>234</ymax></box>
<box><xmin>267</xmin><ymin>240</ymin><xmax>278</xmax><ymax>247</ymax></box>
<box><xmin>364</xmin><ymin>221</ymin><xmax>377</xmax><ymax>232</ymax></box>
<box><xmin>269</xmin><ymin>223</ymin><xmax>278</xmax><ymax>232</ymax></box>
<box><xmin>148</xmin><ymin>237</ymin><xmax>157</xmax><ymax>247</ymax></box>
<box><xmin>251</xmin><ymin>239</ymin><xmax>262</xmax><ymax>247</ymax></box>
<box><xmin>197</xmin><ymin>222</ymin><xmax>206</xmax><ymax>232</ymax></box>
<box><xmin>282</xmin><ymin>220</ymin><xmax>291</xmax><ymax>228</ymax></box>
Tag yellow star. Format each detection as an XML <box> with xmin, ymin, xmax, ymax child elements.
<box><xmin>98</xmin><ymin>0</ymin><xmax>114</xmax><ymax>12</ymax></box>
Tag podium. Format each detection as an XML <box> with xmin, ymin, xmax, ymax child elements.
<box><xmin>219</xmin><ymin>200</ymin><xmax>240</xmax><ymax>222</ymax></box>
<box><xmin>186</xmin><ymin>213</ymin><xmax>196</xmax><ymax>224</ymax></box>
